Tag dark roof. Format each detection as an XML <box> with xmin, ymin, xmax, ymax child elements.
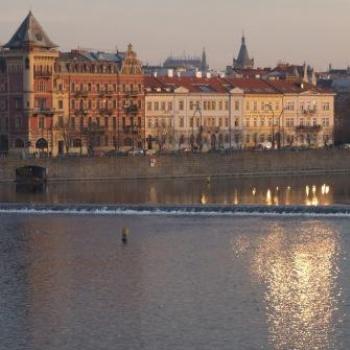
<box><xmin>144</xmin><ymin>76</ymin><xmax>332</xmax><ymax>95</ymax></box>
<box><xmin>4</xmin><ymin>11</ymin><xmax>57</xmax><ymax>49</ymax></box>
<box><xmin>234</xmin><ymin>36</ymin><xmax>254</xmax><ymax>69</ymax></box>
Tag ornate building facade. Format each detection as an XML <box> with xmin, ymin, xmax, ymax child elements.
<box><xmin>0</xmin><ymin>12</ymin><xmax>144</xmax><ymax>156</ymax></box>
<box><xmin>145</xmin><ymin>76</ymin><xmax>335</xmax><ymax>151</ymax></box>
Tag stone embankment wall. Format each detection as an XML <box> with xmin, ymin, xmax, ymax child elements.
<box><xmin>1</xmin><ymin>150</ymin><xmax>350</xmax><ymax>183</ymax></box>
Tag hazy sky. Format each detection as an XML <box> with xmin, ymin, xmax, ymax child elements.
<box><xmin>0</xmin><ymin>0</ymin><xmax>349</xmax><ymax>71</ymax></box>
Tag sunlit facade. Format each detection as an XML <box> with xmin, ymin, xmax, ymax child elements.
<box><xmin>0</xmin><ymin>12</ymin><xmax>144</xmax><ymax>156</ymax></box>
<box><xmin>145</xmin><ymin>77</ymin><xmax>335</xmax><ymax>151</ymax></box>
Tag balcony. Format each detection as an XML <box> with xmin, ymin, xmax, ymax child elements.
<box><xmin>295</xmin><ymin>125</ymin><xmax>322</xmax><ymax>132</ymax></box>
<box><xmin>125</xmin><ymin>89</ymin><xmax>140</xmax><ymax>98</ymax></box>
<box><xmin>32</xmin><ymin>108</ymin><xmax>55</xmax><ymax>116</ymax></box>
<box><xmin>302</xmin><ymin>108</ymin><xmax>317</xmax><ymax>115</ymax></box>
<box><xmin>124</xmin><ymin>104</ymin><xmax>139</xmax><ymax>115</ymax></box>
<box><xmin>34</xmin><ymin>71</ymin><xmax>52</xmax><ymax>79</ymax></box>
<box><xmin>99</xmin><ymin>108</ymin><xmax>114</xmax><ymax>116</ymax></box>
<box><xmin>75</xmin><ymin>108</ymin><xmax>89</xmax><ymax>116</ymax></box>
<box><xmin>74</xmin><ymin>90</ymin><xmax>89</xmax><ymax>98</ymax></box>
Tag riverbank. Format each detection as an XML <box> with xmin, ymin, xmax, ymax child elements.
<box><xmin>1</xmin><ymin>149</ymin><xmax>350</xmax><ymax>183</ymax></box>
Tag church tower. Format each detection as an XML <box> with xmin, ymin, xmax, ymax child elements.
<box><xmin>233</xmin><ymin>35</ymin><xmax>254</xmax><ymax>70</ymax></box>
<box><xmin>3</xmin><ymin>11</ymin><xmax>59</xmax><ymax>153</ymax></box>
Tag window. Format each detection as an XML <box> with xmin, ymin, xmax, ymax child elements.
<box><xmin>71</xmin><ymin>117</ymin><xmax>75</xmax><ymax>129</ymax></box>
<box><xmin>179</xmin><ymin>117</ymin><xmax>184</xmax><ymax>128</ymax></box>
<box><xmin>168</xmin><ymin>102</ymin><xmax>173</xmax><ymax>111</ymax></box>
<box><xmin>285</xmin><ymin>101</ymin><xmax>295</xmax><ymax>111</ymax></box>
<box><xmin>147</xmin><ymin>102</ymin><xmax>152</xmax><ymax>111</ymax></box>
<box><xmin>234</xmin><ymin>101</ymin><xmax>240</xmax><ymax>111</ymax></box>
<box><xmin>15</xmin><ymin>98</ymin><xmax>22</xmax><ymax>110</ymax></box>
<box><xmin>219</xmin><ymin>118</ymin><xmax>223</xmax><ymax>127</ymax></box>
<box><xmin>190</xmin><ymin>101</ymin><xmax>194</xmax><ymax>110</ymax></box>
<box><xmin>58</xmin><ymin>100</ymin><xmax>63</xmax><ymax>110</ymax></box>
<box><xmin>253</xmin><ymin>101</ymin><xmax>257</xmax><ymax>112</ymax></box>
<box><xmin>154</xmin><ymin>102</ymin><xmax>159</xmax><ymax>111</ymax></box>
<box><xmin>57</xmin><ymin>116</ymin><xmax>64</xmax><ymax>128</ymax></box>
<box><xmin>225</xmin><ymin>118</ymin><xmax>229</xmax><ymax>128</ymax></box>
<box><xmin>113</xmin><ymin>117</ymin><xmax>117</xmax><ymax>128</ymax></box>
<box><xmin>219</xmin><ymin>101</ymin><xmax>223</xmax><ymax>110</ymax></box>
<box><xmin>225</xmin><ymin>101</ymin><xmax>229</xmax><ymax>110</ymax></box>
<box><xmin>246</xmin><ymin>134</ymin><xmax>250</xmax><ymax>143</ymax></box>
<box><xmin>39</xmin><ymin>117</ymin><xmax>45</xmax><ymax>129</ymax></box>
<box><xmin>322</xmin><ymin>102</ymin><xmax>330</xmax><ymax>111</ymax></box>
<box><xmin>15</xmin><ymin>117</ymin><xmax>21</xmax><ymax>129</ymax></box>
<box><xmin>161</xmin><ymin>102</ymin><xmax>166</xmax><ymax>111</ymax></box>
<box><xmin>179</xmin><ymin>101</ymin><xmax>184</xmax><ymax>111</ymax></box>
<box><xmin>148</xmin><ymin>118</ymin><xmax>153</xmax><ymax>129</ymax></box>
<box><xmin>245</xmin><ymin>118</ymin><xmax>250</xmax><ymax>127</ymax></box>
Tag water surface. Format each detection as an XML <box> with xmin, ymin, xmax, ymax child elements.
<box><xmin>2</xmin><ymin>173</ymin><xmax>350</xmax><ymax>206</ymax></box>
<box><xmin>1</xmin><ymin>214</ymin><xmax>349</xmax><ymax>349</ymax></box>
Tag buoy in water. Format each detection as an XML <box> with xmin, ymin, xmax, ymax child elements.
<box><xmin>121</xmin><ymin>226</ymin><xmax>129</xmax><ymax>244</ymax></box>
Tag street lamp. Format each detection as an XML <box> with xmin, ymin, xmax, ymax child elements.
<box><xmin>265</xmin><ymin>103</ymin><xmax>284</xmax><ymax>150</ymax></box>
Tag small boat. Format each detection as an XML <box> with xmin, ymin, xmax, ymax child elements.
<box><xmin>15</xmin><ymin>166</ymin><xmax>48</xmax><ymax>185</ymax></box>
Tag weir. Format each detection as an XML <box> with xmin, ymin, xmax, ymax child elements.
<box><xmin>1</xmin><ymin>203</ymin><xmax>350</xmax><ymax>217</ymax></box>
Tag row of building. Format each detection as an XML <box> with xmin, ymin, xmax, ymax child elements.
<box><xmin>0</xmin><ymin>12</ymin><xmax>335</xmax><ymax>156</ymax></box>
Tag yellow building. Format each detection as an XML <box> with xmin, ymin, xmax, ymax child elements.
<box><xmin>145</xmin><ymin>76</ymin><xmax>335</xmax><ymax>151</ymax></box>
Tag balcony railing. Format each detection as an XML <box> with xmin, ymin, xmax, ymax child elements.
<box><xmin>74</xmin><ymin>90</ymin><xmax>89</xmax><ymax>98</ymax></box>
<box><xmin>125</xmin><ymin>89</ymin><xmax>140</xmax><ymax>97</ymax></box>
<box><xmin>74</xmin><ymin>108</ymin><xmax>89</xmax><ymax>116</ymax></box>
<box><xmin>302</xmin><ymin>108</ymin><xmax>317</xmax><ymax>115</ymax></box>
<box><xmin>295</xmin><ymin>125</ymin><xmax>322</xmax><ymax>132</ymax></box>
<box><xmin>34</xmin><ymin>71</ymin><xmax>52</xmax><ymax>79</ymax></box>
<box><xmin>99</xmin><ymin>109</ymin><xmax>114</xmax><ymax>116</ymax></box>
<box><xmin>32</xmin><ymin>108</ymin><xmax>55</xmax><ymax>116</ymax></box>
<box><xmin>124</xmin><ymin>105</ymin><xmax>139</xmax><ymax>115</ymax></box>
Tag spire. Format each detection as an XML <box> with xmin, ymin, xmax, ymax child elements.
<box><xmin>233</xmin><ymin>34</ymin><xmax>254</xmax><ymax>70</ymax></box>
<box><xmin>201</xmin><ymin>47</ymin><xmax>208</xmax><ymax>73</ymax></box>
<box><xmin>4</xmin><ymin>11</ymin><xmax>57</xmax><ymax>50</ymax></box>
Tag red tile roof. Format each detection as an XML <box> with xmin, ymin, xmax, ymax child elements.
<box><xmin>144</xmin><ymin>76</ymin><xmax>331</xmax><ymax>95</ymax></box>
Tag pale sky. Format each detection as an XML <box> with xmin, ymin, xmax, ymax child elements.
<box><xmin>0</xmin><ymin>0</ymin><xmax>349</xmax><ymax>71</ymax></box>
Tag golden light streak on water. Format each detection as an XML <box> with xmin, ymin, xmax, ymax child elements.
<box><xmin>233</xmin><ymin>222</ymin><xmax>342</xmax><ymax>350</ymax></box>
<box><xmin>266</xmin><ymin>189</ymin><xmax>272</xmax><ymax>206</ymax></box>
<box><xmin>306</xmin><ymin>186</ymin><xmax>310</xmax><ymax>197</ymax></box>
<box><xmin>233</xmin><ymin>189</ymin><xmax>239</xmax><ymax>205</ymax></box>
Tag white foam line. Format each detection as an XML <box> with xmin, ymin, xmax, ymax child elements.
<box><xmin>1</xmin><ymin>208</ymin><xmax>350</xmax><ymax>218</ymax></box>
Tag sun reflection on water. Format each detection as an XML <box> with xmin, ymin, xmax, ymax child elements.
<box><xmin>232</xmin><ymin>222</ymin><xmax>342</xmax><ymax>350</ymax></box>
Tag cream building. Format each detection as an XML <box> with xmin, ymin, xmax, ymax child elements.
<box><xmin>145</xmin><ymin>76</ymin><xmax>335</xmax><ymax>151</ymax></box>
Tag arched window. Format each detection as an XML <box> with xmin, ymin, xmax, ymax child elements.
<box><xmin>36</xmin><ymin>138</ymin><xmax>48</xmax><ymax>149</ymax></box>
